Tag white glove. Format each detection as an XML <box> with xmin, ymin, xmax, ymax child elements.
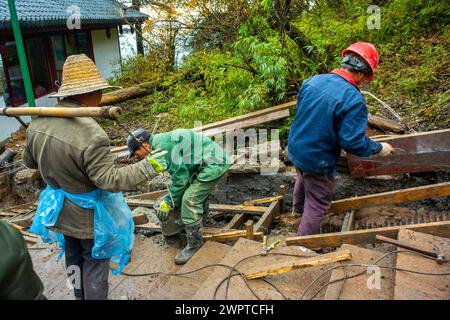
<box><xmin>379</xmin><ymin>143</ymin><xmax>394</xmax><ymax>156</ymax></box>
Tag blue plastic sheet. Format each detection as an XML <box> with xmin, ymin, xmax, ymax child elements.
<box><xmin>30</xmin><ymin>186</ymin><xmax>134</xmax><ymax>275</ymax></box>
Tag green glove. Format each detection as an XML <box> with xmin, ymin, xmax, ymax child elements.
<box><xmin>145</xmin><ymin>150</ymin><xmax>168</xmax><ymax>173</ymax></box>
<box><xmin>157</xmin><ymin>199</ymin><xmax>172</xmax><ymax>221</ymax></box>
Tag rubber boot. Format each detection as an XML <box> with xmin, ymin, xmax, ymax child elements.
<box><xmin>174</xmin><ymin>220</ymin><xmax>203</xmax><ymax>265</ymax></box>
<box><xmin>161</xmin><ymin>208</ymin><xmax>184</xmax><ymax>237</ymax></box>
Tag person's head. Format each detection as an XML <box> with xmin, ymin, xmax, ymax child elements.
<box><xmin>340</xmin><ymin>42</ymin><xmax>379</xmax><ymax>85</ymax></box>
<box><xmin>71</xmin><ymin>90</ymin><xmax>103</xmax><ymax>106</ymax></box>
<box><xmin>49</xmin><ymin>54</ymin><xmax>121</xmax><ymax>104</ymax></box>
<box><xmin>127</xmin><ymin>129</ymin><xmax>152</xmax><ymax>160</ymax></box>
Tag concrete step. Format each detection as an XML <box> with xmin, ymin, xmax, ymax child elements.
<box><xmin>192</xmin><ymin>237</ymin><xmax>335</xmax><ymax>300</ymax></box>
<box><xmin>324</xmin><ymin>244</ymin><xmax>396</xmax><ymax>300</ymax></box>
<box><xmin>394</xmin><ymin>229</ymin><xmax>450</xmax><ymax>300</ymax></box>
<box><xmin>154</xmin><ymin>241</ymin><xmax>232</xmax><ymax>300</ymax></box>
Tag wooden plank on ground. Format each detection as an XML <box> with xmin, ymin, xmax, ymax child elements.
<box><xmin>244</xmin><ymin>249</ymin><xmax>352</xmax><ymax>280</ymax></box>
<box><xmin>210</xmin><ymin>204</ymin><xmax>267</xmax><ymax>214</ymax></box>
<box><xmin>394</xmin><ymin>229</ymin><xmax>450</xmax><ymax>300</ymax></box>
<box><xmin>348</xmin><ymin>129</ymin><xmax>450</xmax><ymax>177</ymax></box>
<box><xmin>155</xmin><ymin>242</ymin><xmax>232</xmax><ymax>299</ymax></box>
<box><xmin>285</xmin><ymin>221</ymin><xmax>450</xmax><ymax>248</ymax></box>
<box><xmin>224</xmin><ymin>214</ymin><xmax>246</xmax><ymax>230</ymax></box>
<box><xmin>254</xmin><ymin>200</ymin><xmax>280</xmax><ymax>233</ymax></box>
<box><xmin>329</xmin><ymin>182</ymin><xmax>450</xmax><ymax>213</ymax></box>
<box><xmin>203</xmin><ymin>230</ymin><xmax>264</xmax><ymax>243</ymax></box>
<box><xmin>192</xmin><ymin>238</ymin><xmax>334</xmax><ymax>300</ymax></box>
<box><xmin>324</xmin><ymin>244</ymin><xmax>396</xmax><ymax>300</ymax></box>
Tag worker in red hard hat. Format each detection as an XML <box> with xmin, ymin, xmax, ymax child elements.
<box><xmin>288</xmin><ymin>42</ymin><xmax>394</xmax><ymax>236</ymax></box>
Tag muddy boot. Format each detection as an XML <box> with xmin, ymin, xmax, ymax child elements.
<box><xmin>161</xmin><ymin>209</ymin><xmax>184</xmax><ymax>237</ymax></box>
<box><xmin>174</xmin><ymin>220</ymin><xmax>203</xmax><ymax>265</ymax></box>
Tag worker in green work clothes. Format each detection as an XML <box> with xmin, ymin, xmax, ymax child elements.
<box><xmin>0</xmin><ymin>220</ymin><xmax>46</xmax><ymax>300</ymax></box>
<box><xmin>127</xmin><ymin>128</ymin><xmax>231</xmax><ymax>264</ymax></box>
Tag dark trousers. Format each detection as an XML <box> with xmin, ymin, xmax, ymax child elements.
<box><xmin>293</xmin><ymin>168</ymin><xmax>334</xmax><ymax>236</ymax></box>
<box><xmin>64</xmin><ymin>235</ymin><xmax>110</xmax><ymax>300</ymax></box>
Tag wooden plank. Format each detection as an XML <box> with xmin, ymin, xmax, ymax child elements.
<box><xmin>241</xmin><ymin>195</ymin><xmax>283</xmax><ymax>206</ymax></box>
<box><xmin>329</xmin><ymin>182</ymin><xmax>450</xmax><ymax>213</ymax></box>
<box><xmin>253</xmin><ymin>200</ymin><xmax>280</xmax><ymax>233</ymax></box>
<box><xmin>155</xmin><ymin>242</ymin><xmax>232</xmax><ymax>299</ymax></box>
<box><xmin>127</xmin><ymin>199</ymin><xmax>155</xmax><ymax>208</ymax></box>
<box><xmin>192</xmin><ymin>238</ymin><xmax>330</xmax><ymax>300</ymax></box>
<box><xmin>224</xmin><ymin>214</ymin><xmax>246</xmax><ymax>230</ymax></box>
<box><xmin>209</xmin><ymin>204</ymin><xmax>267</xmax><ymax>214</ymax></box>
<box><xmin>111</xmin><ymin>101</ymin><xmax>295</xmax><ymax>154</ymax></box>
<box><xmin>203</xmin><ymin>230</ymin><xmax>264</xmax><ymax>243</ymax></box>
<box><xmin>200</xmin><ymin>109</ymin><xmax>290</xmax><ymax>137</ymax></box>
<box><xmin>127</xmin><ymin>190</ymin><xmax>168</xmax><ymax>201</ymax></box>
<box><xmin>348</xmin><ymin>129</ymin><xmax>450</xmax><ymax>177</ymax></box>
<box><xmin>324</xmin><ymin>244</ymin><xmax>395</xmax><ymax>300</ymax></box>
<box><xmin>202</xmin><ymin>227</ymin><xmax>241</xmax><ymax>234</ymax></box>
<box><xmin>194</xmin><ymin>101</ymin><xmax>295</xmax><ymax>133</ymax></box>
<box><xmin>394</xmin><ymin>229</ymin><xmax>450</xmax><ymax>300</ymax></box>
<box><xmin>244</xmin><ymin>250</ymin><xmax>352</xmax><ymax>280</ymax></box>
<box><xmin>285</xmin><ymin>221</ymin><xmax>450</xmax><ymax>248</ymax></box>
<box><xmin>341</xmin><ymin>211</ymin><xmax>355</xmax><ymax>232</ymax></box>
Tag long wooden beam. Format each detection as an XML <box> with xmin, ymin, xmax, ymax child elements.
<box><xmin>285</xmin><ymin>221</ymin><xmax>450</xmax><ymax>248</ymax></box>
<box><xmin>244</xmin><ymin>250</ymin><xmax>352</xmax><ymax>280</ymax></box>
<box><xmin>330</xmin><ymin>182</ymin><xmax>450</xmax><ymax>213</ymax></box>
<box><xmin>110</xmin><ymin>101</ymin><xmax>296</xmax><ymax>154</ymax></box>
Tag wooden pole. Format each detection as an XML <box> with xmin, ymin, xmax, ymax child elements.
<box><xmin>0</xmin><ymin>106</ymin><xmax>123</xmax><ymax>120</ymax></box>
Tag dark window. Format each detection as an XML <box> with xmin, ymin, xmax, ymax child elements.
<box><xmin>26</xmin><ymin>37</ymin><xmax>52</xmax><ymax>97</ymax></box>
<box><xmin>0</xmin><ymin>30</ymin><xmax>94</xmax><ymax>106</ymax></box>
<box><xmin>50</xmin><ymin>35</ymin><xmax>66</xmax><ymax>83</ymax></box>
<box><xmin>4</xmin><ymin>41</ymin><xmax>26</xmax><ymax>106</ymax></box>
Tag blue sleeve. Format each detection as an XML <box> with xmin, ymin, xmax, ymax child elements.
<box><xmin>337</xmin><ymin>101</ymin><xmax>382</xmax><ymax>157</ymax></box>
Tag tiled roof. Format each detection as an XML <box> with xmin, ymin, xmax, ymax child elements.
<box><xmin>0</xmin><ymin>0</ymin><xmax>148</xmax><ymax>30</ymax></box>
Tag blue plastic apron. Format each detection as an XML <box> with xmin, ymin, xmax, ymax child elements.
<box><xmin>29</xmin><ymin>186</ymin><xmax>134</xmax><ymax>275</ymax></box>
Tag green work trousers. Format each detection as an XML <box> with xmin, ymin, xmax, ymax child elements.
<box><xmin>180</xmin><ymin>178</ymin><xmax>221</xmax><ymax>225</ymax></box>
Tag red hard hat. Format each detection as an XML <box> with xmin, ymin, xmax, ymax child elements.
<box><xmin>342</xmin><ymin>42</ymin><xmax>379</xmax><ymax>81</ymax></box>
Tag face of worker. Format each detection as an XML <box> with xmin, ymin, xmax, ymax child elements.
<box><xmin>134</xmin><ymin>142</ymin><xmax>151</xmax><ymax>160</ymax></box>
<box><xmin>72</xmin><ymin>90</ymin><xmax>103</xmax><ymax>106</ymax></box>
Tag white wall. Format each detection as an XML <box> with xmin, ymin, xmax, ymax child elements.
<box><xmin>0</xmin><ymin>94</ymin><xmax>57</xmax><ymax>141</ymax></box>
<box><xmin>91</xmin><ymin>28</ymin><xmax>122</xmax><ymax>80</ymax></box>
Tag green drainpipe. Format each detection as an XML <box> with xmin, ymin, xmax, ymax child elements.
<box><xmin>8</xmin><ymin>0</ymin><xmax>35</xmax><ymax>107</ymax></box>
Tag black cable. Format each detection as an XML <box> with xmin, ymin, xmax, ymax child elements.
<box><xmin>301</xmin><ymin>249</ymin><xmax>450</xmax><ymax>300</ymax></box>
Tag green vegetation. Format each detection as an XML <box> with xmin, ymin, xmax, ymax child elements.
<box><xmin>108</xmin><ymin>0</ymin><xmax>449</xmax><ymax>135</ymax></box>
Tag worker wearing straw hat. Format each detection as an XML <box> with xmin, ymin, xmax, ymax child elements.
<box><xmin>22</xmin><ymin>54</ymin><xmax>165</xmax><ymax>300</ymax></box>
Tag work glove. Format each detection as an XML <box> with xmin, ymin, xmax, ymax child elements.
<box><xmin>143</xmin><ymin>150</ymin><xmax>168</xmax><ymax>173</ymax></box>
<box><xmin>378</xmin><ymin>143</ymin><xmax>394</xmax><ymax>156</ymax></box>
<box><xmin>156</xmin><ymin>199</ymin><xmax>173</xmax><ymax>221</ymax></box>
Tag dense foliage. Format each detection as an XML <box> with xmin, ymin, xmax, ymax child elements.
<box><xmin>110</xmin><ymin>0</ymin><xmax>449</xmax><ymax>133</ymax></box>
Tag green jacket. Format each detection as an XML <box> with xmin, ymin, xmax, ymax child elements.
<box><xmin>23</xmin><ymin>100</ymin><xmax>153</xmax><ymax>239</ymax></box>
<box><xmin>0</xmin><ymin>220</ymin><xmax>45</xmax><ymax>300</ymax></box>
<box><xmin>151</xmin><ymin>129</ymin><xmax>230</xmax><ymax>208</ymax></box>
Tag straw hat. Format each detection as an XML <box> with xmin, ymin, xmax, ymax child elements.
<box><xmin>50</xmin><ymin>54</ymin><xmax>121</xmax><ymax>98</ymax></box>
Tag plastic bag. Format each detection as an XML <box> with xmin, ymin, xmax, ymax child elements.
<box><xmin>30</xmin><ymin>186</ymin><xmax>134</xmax><ymax>275</ymax></box>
